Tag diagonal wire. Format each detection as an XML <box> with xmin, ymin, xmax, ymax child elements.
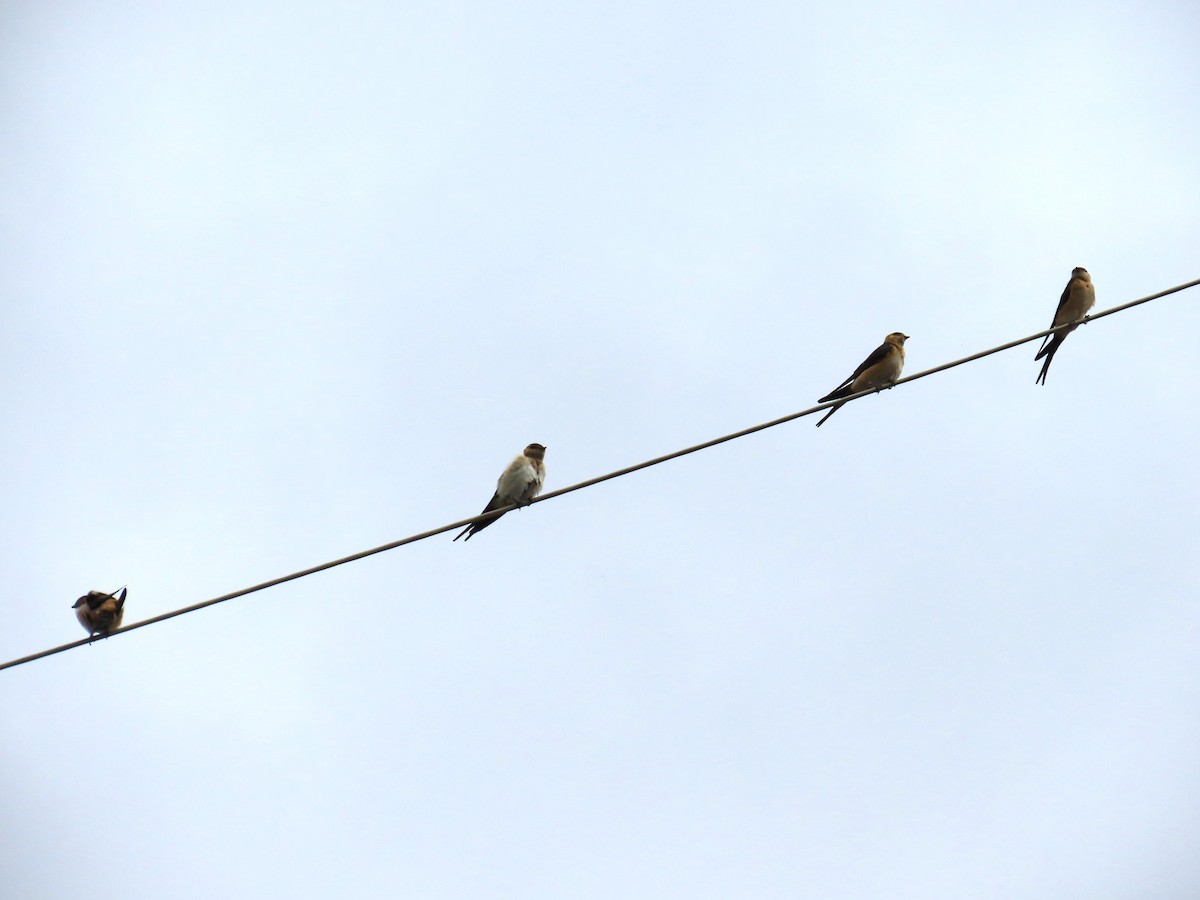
<box><xmin>2</xmin><ymin>276</ymin><xmax>1197</xmax><ymax>673</ymax></box>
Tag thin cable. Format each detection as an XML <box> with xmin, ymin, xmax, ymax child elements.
<box><xmin>889</xmin><ymin>276</ymin><xmax>1200</xmax><ymax>390</ymax></box>
<box><xmin>3</xmin><ymin>276</ymin><xmax>1196</xmax><ymax>673</ymax></box>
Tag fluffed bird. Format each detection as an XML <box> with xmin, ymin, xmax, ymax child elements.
<box><xmin>816</xmin><ymin>332</ymin><xmax>909</xmax><ymax>426</ymax></box>
<box><xmin>1035</xmin><ymin>267</ymin><xmax>1095</xmax><ymax>385</ymax></box>
<box><xmin>453</xmin><ymin>443</ymin><xmax>547</xmax><ymax>541</ymax></box>
<box><xmin>73</xmin><ymin>586</ymin><xmax>127</xmax><ymax>637</ymax></box>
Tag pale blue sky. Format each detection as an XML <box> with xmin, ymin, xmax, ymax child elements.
<box><xmin>3</xmin><ymin>2</ymin><xmax>1199</xmax><ymax>897</ymax></box>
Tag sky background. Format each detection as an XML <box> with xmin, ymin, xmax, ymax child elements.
<box><xmin>2</xmin><ymin>1</ymin><xmax>1199</xmax><ymax>897</ymax></box>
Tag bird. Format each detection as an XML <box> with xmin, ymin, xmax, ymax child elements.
<box><xmin>73</xmin><ymin>587</ymin><xmax>127</xmax><ymax>637</ymax></box>
<box><xmin>816</xmin><ymin>332</ymin><xmax>909</xmax><ymax>426</ymax></box>
<box><xmin>454</xmin><ymin>443</ymin><xmax>547</xmax><ymax>541</ymax></box>
<box><xmin>1035</xmin><ymin>267</ymin><xmax>1095</xmax><ymax>385</ymax></box>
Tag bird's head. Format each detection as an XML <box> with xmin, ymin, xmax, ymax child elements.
<box><xmin>887</xmin><ymin>333</ymin><xmax>909</xmax><ymax>346</ymax></box>
<box><xmin>1072</xmin><ymin>266</ymin><xmax>1090</xmax><ymax>282</ymax></box>
<box><xmin>524</xmin><ymin>443</ymin><xmax>547</xmax><ymax>461</ymax></box>
<box><xmin>72</xmin><ymin>587</ymin><xmax>125</xmax><ymax>609</ymax></box>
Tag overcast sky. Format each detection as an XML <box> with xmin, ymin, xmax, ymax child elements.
<box><xmin>3</xmin><ymin>1</ymin><xmax>1199</xmax><ymax>897</ymax></box>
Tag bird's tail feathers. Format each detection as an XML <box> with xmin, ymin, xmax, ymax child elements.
<box><xmin>1034</xmin><ymin>334</ymin><xmax>1052</xmax><ymax>360</ymax></box>
<box><xmin>1036</xmin><ymin>326</ymin><xmax>1075</xmax><ymax>361</ymax></box>
<box><xmin>453</xmin><ymin>493</ymin><xmax>506</xmax><ymax>542</ymax></box>
<box><xmin>1035</xmin><ymin>349</ymin><xmax>1056</xmax><ymax>385</ymax></box>
<box><xmin>815</xmin><ymin>402</ymin><xmax>845</xmax><ymax>427</ymax></box>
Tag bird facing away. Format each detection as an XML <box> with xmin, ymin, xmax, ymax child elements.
<box><xmin>454</xmin><ymin>443</ymin><xmax>547</xmax><ymax>541</ymax></box>
<box><xmin>816</xmin><ymin>332</ymin><xmax>909</xmax><ymax>426</ymax></box>
<box><xmin>1035</xmin><ymin>267</ymin><xmax>1095</xmax><ymax>385</ymax></box>
<box><xmin>73</xmin><ymin>587</ymin><xmax>127</xmax><ymax>637</ymax></box>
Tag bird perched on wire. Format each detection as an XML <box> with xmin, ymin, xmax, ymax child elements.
<box><xmin>1035</xmin><ymin>267</ymin><xmax>1095</xmax><ymax>385</ymax></box>
<box><xmin>73</xmin><ymin>587</ymin><xmax>127</xmax><ymax>637</ymax></box>
<box><xmin>454</xmin><ymin>443</ymin><xmax>547</xmax><ymax>541</ymax></box>
<box><xmin>816</xmin><ymin>332</ymin><xmax>909</xmax><ymax>426</ymax></box>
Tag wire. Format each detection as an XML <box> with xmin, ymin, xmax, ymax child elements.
<box><xmin>3</xmin><ymin>276</ymin><xmax>1197</xmax><ymax>673</ymax></box>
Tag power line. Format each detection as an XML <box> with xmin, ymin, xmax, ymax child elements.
<box><xmin>3</xmin><ymin>276</ymin><xmax>1197</xmax><ymax>673</ymax></box>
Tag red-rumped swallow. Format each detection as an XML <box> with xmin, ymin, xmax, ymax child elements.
<box><xmin>816</xmin><ymin>332</ymin><xmax>909</xmax><ymax>426</ymax></box>
<box><xmin>73</xmin><ymin>586</ymin><xmax>127</xmax><ymax>637</ymax></box>
<box><xmin>1035</xmin><ymin>267</ymin><xmax>1095</xmax><ymax>385</ymax></box>
<box><xmin>454</xmin><ymin>443</ymin><xmax>547</xmax><ymax>541</ymax></box>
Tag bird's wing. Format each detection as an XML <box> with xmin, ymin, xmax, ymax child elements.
<box><xmin>818</xmin><ymin>377</ymin><xmax>854</xmax><ymax>403</ymax></box>
<box><xmin>850</xmin><ymin>341</ymin><xmax>893</xmax><ymax>380</ymax></box>
<box><xmin>820</xmin><ymin>342</ymin><xmax>890</xmax><ymax>402</ymax></box>
<box><xmin>1050</xmin><ymin>280</ymin><xmax>1075</xmax><ymax>327</ymax></box>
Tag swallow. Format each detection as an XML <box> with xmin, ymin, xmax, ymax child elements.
<box><xmin>816</xmin><ymin>332</ymin><xmax>909</xmax><ymax>426</ymax></box>
<box><xmin>1035</xmin><ymin>267</ymin><xmax>1095</xmax><ymax>385</ymax></box>
<box><xmin>73</xmin><ymin>586</ymin><xmax>127</xmax><ymax>637</ymax></box>
<box><xmin>454</xmin><ymin>443</ymin><xmax>547</xmax><ymax>541</ymax></box>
